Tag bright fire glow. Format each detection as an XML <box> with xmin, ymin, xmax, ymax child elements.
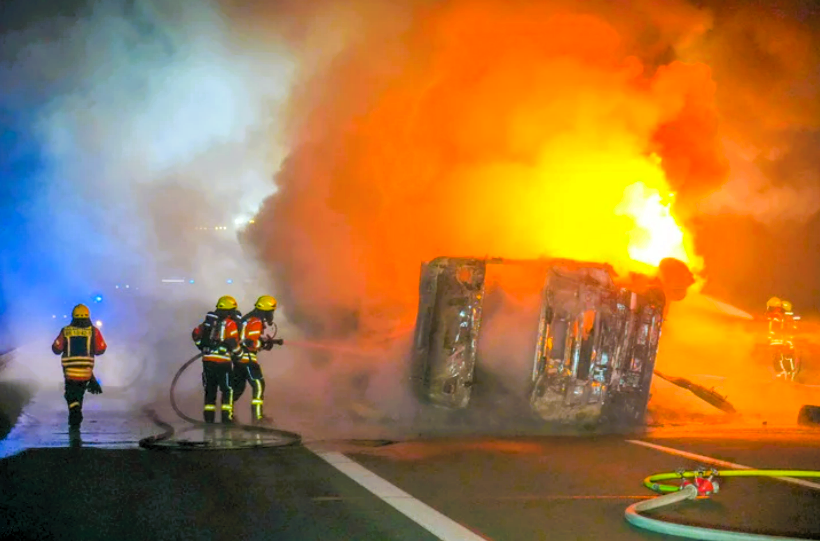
<box><xmin>616</xmin><ymin>182</ymin><xmax>694</xmax><ymax>268</ymax></box>
<box><xmin>253</xmin><ymin>2</ymin><xmax>718</xmax><ymax>332</ymax></box>
<box><xmin>432</xmin><ymin>147</ymin><xmax>702</xmax><ymax>278</ymax></box>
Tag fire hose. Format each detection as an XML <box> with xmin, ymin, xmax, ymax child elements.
<box><xmin>138</xmin><ymin>351</ymin><xmax>302</xmax><ymax>450</ymax></box>
<box><xmin>626</xmin><ymin>468</ymin><xmax>820</xmax><ymax>540</ymax></box>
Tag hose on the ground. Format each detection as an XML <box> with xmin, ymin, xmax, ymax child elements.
<box><xmin>139</xmin><ymin>353</ymin><xmax>302</xmax><ymax>450</ymax></box>
<box><xmin>626</xmin><ymin>469</ymin><xmax>820</xmax><ymax>540</ymax></box>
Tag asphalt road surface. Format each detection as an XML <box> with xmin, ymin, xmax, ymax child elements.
<box><xmin>2</xmin><ymin>343</ymin><xmax>820</xmax><ymax>541</ymax></box>
<box><xmin>2</xmin><ymin>395</ymin><xmax>820</xmax><ymax>541</ymax></box>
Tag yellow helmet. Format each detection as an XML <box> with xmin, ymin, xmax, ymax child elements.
<box><xmin>766</xmin><ymin>297</ymin><xmax>782</xmax><ymax>309</ymax></box>
<box><xmin>782</xmin><ymin>300</ymin><xmax>793</xmax><ymax>312</ymax></box>
<box><xmin>216</xmin><ymin>295</ymin><xmax>238</xmax><ymax>310</ymax></box>
<box><xmin>255</xmin><ymin>295</ymin><xmax>278</xmax><ymax>311</ymax></box>
<box><xmin>72</xmin><ymin>304</ymin><xmax>90</xmax><ymax>319</ymax></box>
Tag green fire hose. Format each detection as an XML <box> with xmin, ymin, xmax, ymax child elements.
<box><xmin>626</xmin><ymin>469</ymin><xmax>820</xmax><ymax>540</ymax></box>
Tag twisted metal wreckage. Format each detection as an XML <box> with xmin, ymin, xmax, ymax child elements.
<box><xmin>411</xmin><ymin>256</ymin><xmax>695</xmax><ymax>427</ymax></box>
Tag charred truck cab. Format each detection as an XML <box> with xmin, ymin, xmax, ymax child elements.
<box><xmin>412</xmin><ymin>257</ymin><xmax>692</xmax><ymax>428</ymax></box>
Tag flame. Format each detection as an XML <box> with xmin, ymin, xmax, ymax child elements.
<box><xmin>615</xmin><ymin>155</ymin><xmax>701</xmax><ymax>272</ymax></box>
<box><xmin>437</xmin><ymin>147</ymin><xmax>701</xmax><ymax>278</ymax></box>
<box><xmin>252</xmin><ymin>1</ymin><xmax>719</xmax><ymax>336</ymax></box>
<box><xmin>618</xmin><ymin>183</ymin><xmax>690</xmax><ymax>268</ymax></box>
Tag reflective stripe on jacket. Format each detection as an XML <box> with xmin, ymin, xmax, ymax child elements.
<box><xmin>238</xmin><ymin>316</ymin><xmax>265</xmax><ymax>363</ymax></box>
<box><xmin>52</xmin><ymin>324</ymin><xmax>107</xmax><ymax>381</ymax></box>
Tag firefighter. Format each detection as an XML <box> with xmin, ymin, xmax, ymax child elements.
<box><xmin>192</xmin><ymin>295</ymin><xmax>242</xmax><ymax>423</ymax></box>
<box><xmin>233</xmin><ymin>295</ymin><xmax>283</xmax><ymax>423</ymax></box>
<box><xmin>51</xmin><ymin>304</ymin><xmax>107</xmax><ymax>427</ymax></box>
<box><xmin>766</xmin><ymin>297</ymin><xmax>785</xmax><ymax>346</ymax></box>
<box><xmin>766</xmin><ymin>297</ymin><xmax>800</xmax><ymax>380</ymax></box>
<box><xmin>782</xmin><ymin>300</ymin><xmax>797</xmax><ymax>347</ymax></box>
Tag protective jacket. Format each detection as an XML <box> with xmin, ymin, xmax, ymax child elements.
<box><xmin>192</xmin><ymin>310</ymin><xmax>242</xmax><ymax>362</ymax></box>
<box><xmin>238</xmin><ymin>315</ymin><xmax>266</xmax><ymax>363</ymax></box>
<box><xmin>52</xmin><ymin>319</ymin><xmax>107</xmax><ymax>381</ymax></box>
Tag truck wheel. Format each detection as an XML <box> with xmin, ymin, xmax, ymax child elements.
<box><xmin>797</xmin><ymin>405</ymin><xmax>820</xmax><ymax>426</ymax></box>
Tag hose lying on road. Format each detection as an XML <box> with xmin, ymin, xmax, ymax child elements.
<box><xmin>626</xmin><ymin>469</ymin><xmax>820</xmax><ymax>540</ymax></box>
<box><xmin>139</xmin><ymin>353</ymin><xmax>302</xmax><ymax>450</ymax></box>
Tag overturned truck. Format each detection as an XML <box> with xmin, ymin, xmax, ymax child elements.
<box><xmin>411</xmin><ymin>257</ymin><xmax>693</xmax><ymax>427</ymax></box>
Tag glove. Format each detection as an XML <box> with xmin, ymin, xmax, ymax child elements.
<box><xmin>87</xmin><ymin>376</ymin><xmax>103</xmax><ymax>395</ymax></box>
<box><xmin>261</xmin><ymin>337</ymin><xmax>284</xmax><ymax>350</ymax></box>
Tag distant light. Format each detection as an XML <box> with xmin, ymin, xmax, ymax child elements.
<box><xmin>189</xmin><ymin>279</ymin><xmax>195</xmax><ymax>284</ymax></box>
<box><xmin>125</xmin><ymin>285</ymin><xmax>130</xmax><ymax>289</ymax></box>
<box><xmin>161</xmin><ymin>279</ymin><xmax>185</xmax><ymax>283</ymax></box>
<box><xmin>52</xmin><ymin>315</ymin><xmax>56</xmax><ymax>319</ymax></box>
<box><xmin>115</xmin><ymin>285</ymin><xmax>120</xmax><ymax>289</ymax></box>
<box><xmin>63</xmin><ymin>315</ymin><xmax>68</xmax><ymax>319</ymax></box>
<box><xmin>94</xmin><ymin>295</ymin><xmax>103</xmax><ymax>303</ymax></box>
<box><xmin>96</xmin><ymin>320</ymin><xmax>103</xmax><ymax>327</ymax></box>
<box><xmin>227</xmin><ymin>279</ymin><xmax>233</xmax><ymax>284</ymax></box>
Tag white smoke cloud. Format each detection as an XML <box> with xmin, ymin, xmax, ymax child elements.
<box><xmin>0</xmin><ymin>0</ymin><xmax>295</xmax><ymax>407</ymax></box>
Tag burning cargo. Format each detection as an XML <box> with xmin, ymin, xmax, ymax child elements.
<box><xmin>411</xmin><ymin>257</ymin><xmax>693</xmax><ymax>427</ymax></box>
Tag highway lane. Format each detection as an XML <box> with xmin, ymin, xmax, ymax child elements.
<box><xmin>0</xmin><ymin>445</ymin><xmax>447</xmax><ymax>541</ymax></box>
<box><xmin>341</xmin><ymin>431</ymin><xmax>820</xmax><ymax>540</ymax></box>
<box><xmin>2</xmin><ymin>371</ymin><xmax>820</xmax><ymax>540</ymax></box>
<box><xmin>3</xmin><ymin>420</ymin><xmax>820</xmax><ymax>540</ymax></box>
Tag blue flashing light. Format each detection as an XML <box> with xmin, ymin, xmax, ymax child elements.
<box><xmin>94</xmin><ymin>295</ymin><xmax>103</xmax><ymax>303</ymax></box>
<box><xmin>189</xmin><ymin>279</ymin><xmax>195</xmax><ymax>284</ymax></box>
<box><xmin>227</xmin><ymin>279</ymin><xmax>233</xmax><ymax>284</ymax></box>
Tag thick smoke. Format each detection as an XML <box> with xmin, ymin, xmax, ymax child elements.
<box><xmin>248</xmin><ymin>0</ymin><xmax>727</xmax><ymax>340</ymax></box>
<box><xmin>243</xmin><ymin>0</ymin><xmax>820</xmax><ymax>433</ymax></box>
<box><xmin>683</xmin><ymin>0</ymin><xmax>820</xmax><ymax>223</ymax></box>
<box><xmin>3</xmin><ymin>0</ymin><xmax>818</xmax><ymax>435</ymax></box>
<box><xmin>0</xmin><ymin>0</ymin><xmax>293</xmax><ymax>407</ymax></box>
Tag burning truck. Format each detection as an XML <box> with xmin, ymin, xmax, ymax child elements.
<box><xmin>411</xmin><ymin>256</ymin><xmax>694</xmax><ymax>428</ymax></box>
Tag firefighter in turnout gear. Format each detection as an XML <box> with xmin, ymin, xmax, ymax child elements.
<box><xmin>765</xmin><ymin>297</ymin><xmax>800</xmax><ymax>380</ymax></box>
<box><xmin>233</xmin><ymin>295</ymin><xmax>283</xmax><ymax>423</ymax></box>
<box><xmin>192</xmin><ymin>296</ymin><xmax>242</xmax><ymax>423</ymax></box>
<box><xmin>51</xmin><ymin>304</ymin><xmax>107</xmax><ymax>427</ymax></box>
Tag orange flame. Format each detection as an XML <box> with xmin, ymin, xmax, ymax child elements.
<box><xmin>252</xmin><ymin>1</ymin><xmax>719</xmax><ymax>336</ymax></box>
<box><xmin>614</xmin><ymin>157</ymin><xmax>701</xmax><ymax>272</ymax></box>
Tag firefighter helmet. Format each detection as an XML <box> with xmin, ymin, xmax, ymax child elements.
<box><xmin>216</xmin><ymin>295</ymin><xmax>238</xmax><ymax>310</ymax></box>
<box><xmin>255</xmin><ymin>295</ymin><xmax>277</xmax><ymax>311</ymax></box>
<box><xmin>782</xmin><ymin>300</ymin><xmax>793</xmax><ymax>312</ymax></box>
<box><xmin>72</xmin><ymin>304</ymin><xmax>90</xmax><ymax>319</ymax></box>
<box><xmin>766</xmin><ymin>297</ymin><xmax>782</xmax><ymax>309</ymax></box>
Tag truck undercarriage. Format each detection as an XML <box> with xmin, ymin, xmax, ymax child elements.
<box><xmin>411</xmin><ymin>257</ymin><xmax>677</xmax><ymax>428</ymax></box>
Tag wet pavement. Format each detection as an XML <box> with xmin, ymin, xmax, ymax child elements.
<box><xmin>3</xmin><ymin>348</ymin><xmax>820</xmax><ymax>540</ymax></box>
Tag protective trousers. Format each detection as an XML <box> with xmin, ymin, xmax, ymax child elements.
<box><xmin>232</xmin><ymin>362</ymin><xmax>266</xmax><ymax>421</ymax></box>
<box><xmin>64</xmin><ymin>379</ymin><xmax>88</xmax><ymax>426</ymax></box>
<box><xmin>202</xmin><ymin>360</ymin><xmax>234</xmax><ymax>423</ymax></box>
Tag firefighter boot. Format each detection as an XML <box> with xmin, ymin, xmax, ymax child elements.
<box><xmin>204</xmin><ymin>405</ymin><xmax>217</xmax><ymax>424</ymax></box>
<box><xmin>68</xmin><ymin>425</ymin><xmax>82</xmax><ymax>449</ymax></box>
<box><xmin>68</xmin><ymin>405</ymin><xmax>83</xmax><ymax>427</ymax></box>
<box><xmin>251</xmin><ymin>399</ymin><xmax>264</xmax><ymax>423</ymax></box>
<box><xmin>221</xmin><ymin>404</ymin><xmax>234</xmax><ymax>424</ymax></box>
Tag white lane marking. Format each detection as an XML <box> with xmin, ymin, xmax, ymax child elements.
<box><xmin>306</xmin><ymin>446</ymin><xmax>488</xmax><ymax>541</ymax></box>
<box><xmin>627</xmin><ymin>439</ymin><xmax>820</xmax><ymax>491</ymax></box>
